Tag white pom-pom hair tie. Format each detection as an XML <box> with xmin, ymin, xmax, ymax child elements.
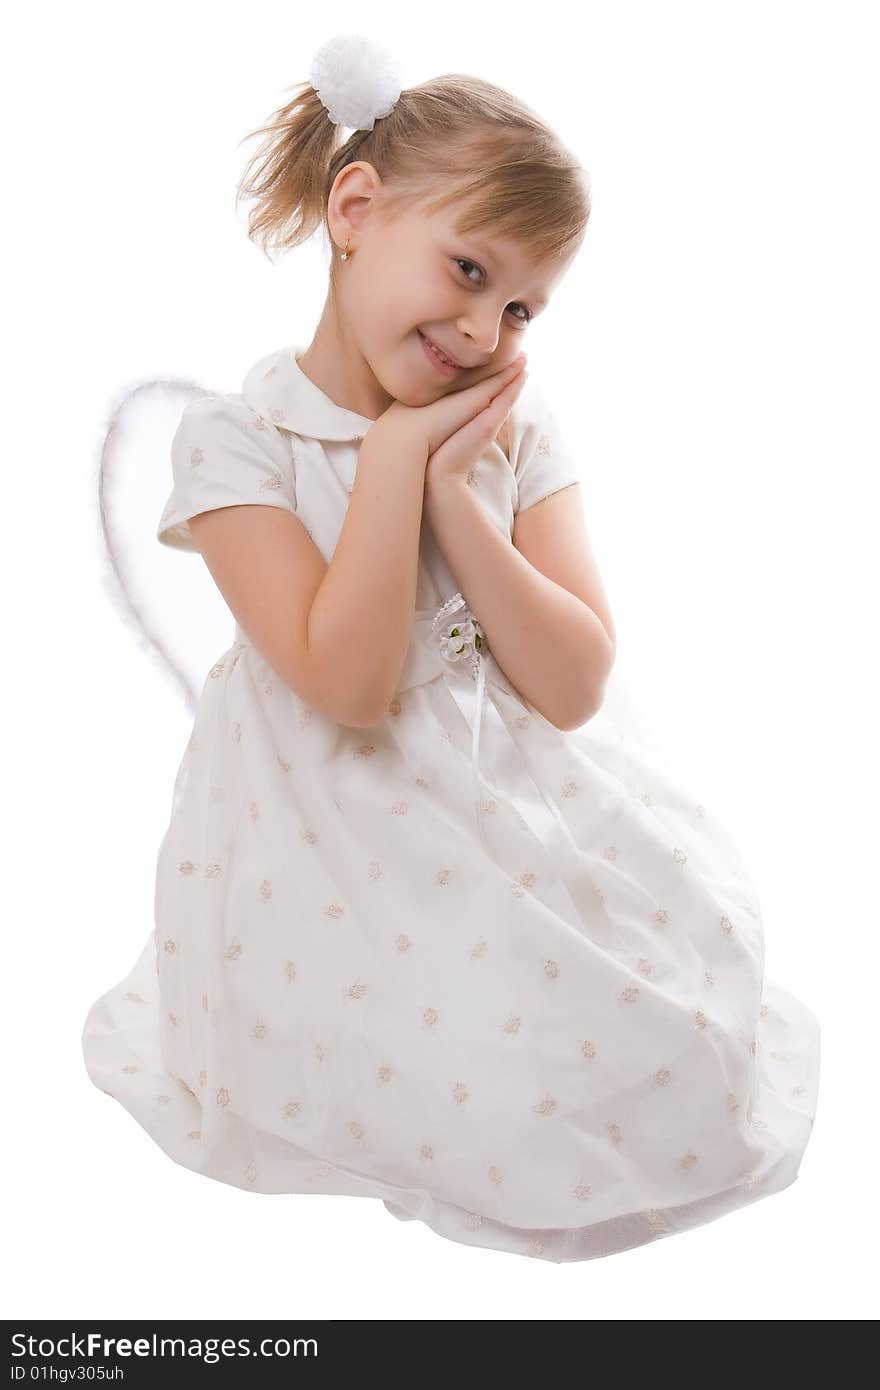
<box><xmin>309</xmin><ymin>33</ymin><xmax>403</xmax><ymax>133</ymax></box>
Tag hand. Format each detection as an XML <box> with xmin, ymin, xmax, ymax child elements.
<box><xmin>363</xmin><ymin>354</ymin><xmax>528</xmax><ymax>476</ymax></box>
<box><xmin>424</xmin><ymin>354</ymin><xmax>528</xmax><ymax>491</ymax></box>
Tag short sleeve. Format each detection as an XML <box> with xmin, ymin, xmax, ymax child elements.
<box><xmin>156</xmin><ymin>392</ymin><xmax>297</xmax><ymax>552</ymax></box>
<box><xmin>510</xmin><ymin>377</ymin><xmax>581</xmax><ymax>514</ymax></box>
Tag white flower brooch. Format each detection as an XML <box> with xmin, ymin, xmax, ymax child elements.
<box><xmin>431</xmin><ymin>592</ymin><xmax>487</xmax><ymax>676</ymax></box>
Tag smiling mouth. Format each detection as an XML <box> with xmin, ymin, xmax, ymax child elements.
<box><xmin>418</xmin><ymin>330</ymin><xmax>464</xmax><ymax>369</ymax></box>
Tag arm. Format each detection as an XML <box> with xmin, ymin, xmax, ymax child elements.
<box><xmin>423</xmin><ymin>475</ymin><xmax>615</xmax><ymax>731</ymax></box>
<box><xmin>189</xmin><ymin>425</ymin><xmax>427</xmax><ymax>728</ymax></box>
<box><xmin>187</xmin><ymin>361</ymin><xmax>527</xmax><ymax>728</ymax></box>
<box><xmin>306</xmin><ymin>427</ymin><xmax>428</xmax><ymax>724</ymax></box>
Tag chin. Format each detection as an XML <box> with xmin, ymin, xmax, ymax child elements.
<box><xmin>396</xmin><ymin>385</ymin><xmax>445</xmax><ymax>409</ymax></box>
<box><xmin>374</xmin><ymin>368</ymin><xmax>424</xmax><ymax>408</ymax></box>
<box><xmin>382</xmin><ymin>357</ymin><xmax>452</xmax><ymax>408</ymax></box>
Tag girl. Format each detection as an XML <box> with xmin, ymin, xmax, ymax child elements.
<box><xmin>82</xmin><ymin>33</ymin><xmax>820</xmax><ymax>1264</ymax></box>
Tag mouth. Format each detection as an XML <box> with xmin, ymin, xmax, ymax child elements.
<box><xmin>418</xmin><ymin>329</ymin><xmax>464</xmax><ymax>375</ymax></box>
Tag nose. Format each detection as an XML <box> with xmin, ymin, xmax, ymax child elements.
<box><xmin>456</xmin><ymin>305</ymin><xmax>506</xmax><ymax>357</ymax></box>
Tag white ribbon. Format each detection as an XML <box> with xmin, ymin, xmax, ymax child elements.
<box><xmin>398</xmin><ymin>593</ymin><xmax>592</xmax><ymax>926</ymax></box>
<box><xmin>429</xmin><ymin>593</ymin><xmax>496</xmax><ymax>855</ymax></box>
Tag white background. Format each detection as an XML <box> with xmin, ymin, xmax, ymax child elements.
<box><xmin>3</xmin><ymin>0</ymin><xmax>877</xmax><ymax>1321</ymax></box>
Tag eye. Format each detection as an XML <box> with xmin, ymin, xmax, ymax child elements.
<box><xmin>454</xmin><ymin>258</ymin><xmax>533</xmax><ymax>323</ymax></box>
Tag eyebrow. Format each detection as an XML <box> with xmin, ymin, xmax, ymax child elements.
<box><xmin>457</xmin><ymin>233</ymin><xmax>549</xmax><ymax>309</ymax></box>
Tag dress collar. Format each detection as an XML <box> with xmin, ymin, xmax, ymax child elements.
<box><xmin>241</xmin><ymin>344</ymin><xmax>377</xmax><ymax>442</ymax></box>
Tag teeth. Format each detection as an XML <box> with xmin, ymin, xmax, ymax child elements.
<box><xmin>424</xmin><ymin>334</ymin><xmax>455</xmax><ymax>367</ymax></box>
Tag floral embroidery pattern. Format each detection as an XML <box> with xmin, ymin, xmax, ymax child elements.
<box><xmin>82</xmin><ymin>364</ymin><xmax>820</xmax><ymax>1269</ymax></box>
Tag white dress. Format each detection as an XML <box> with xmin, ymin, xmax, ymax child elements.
<box><xmin>81</xmin><ymin>344</ymin><xmax>821</xmax><ymax>1263</ymax></box>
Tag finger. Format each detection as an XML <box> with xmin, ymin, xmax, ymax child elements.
<box><xmin>424</xmin><ymin>357</ymin><xmax>527</xmax><ymax>451</ymax></box>
<box><xmin>462</xmin><ymin>353</ymin><xmax>527</xmax><ymax>396</ymax></box>
<box><xmin>434</xmin><ymin>356</ymin><xmax>526</xmax><ymax>423</ymax></box>
<box><xmin>453</xmin><ymin>370</ymin><xmax>528</xmax><ymax>444</ymax></box>
<box><xmin>453</xmin><ymin>371</ymin><xmax>528</xmax><ymax>449</ymax></box>
<box><xmin>483</xmin><ymin>368</ymin><xmax>528</xmax><ymax>413</ymax></box>
<box><xmin>488</xmin><ymin>354</ymin><xmax>527</xmax><ymax>386</ymax></box>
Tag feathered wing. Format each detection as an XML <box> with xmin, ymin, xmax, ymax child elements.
<box><xmin>96</xmin><ymin>371</ymin><xmax>682</xmax><ymax>788</ymax></box>
<box><xmin>506</xmin><ymin>375</ymin><xmax>683</xmax><ymax>781</ymax></box>
<box><xmin>592</xmin><ymin>656</ymin><xmax>685</xmax><ymax>782</ymax></box>
<box><xmin>96</xmin><ymin>374</ymin><xmax>240</xmax><ymax>721</ymax></box>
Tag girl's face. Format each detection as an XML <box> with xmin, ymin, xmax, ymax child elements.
<box><xmin>340</xmin><ymin>185</ymin><xmax>574</xmax><ymax>407</ymax></box>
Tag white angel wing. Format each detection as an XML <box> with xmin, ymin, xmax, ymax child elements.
<box><xmin>95</xmin><ymin>371</ymin><xmax>682</xmax><ymax>790</ymax></box>
<box><xmin>596</xmin><ymin>656</ymin><xmax>678</xmax><ymax>772</ymax></box>
<box><xmin>97</xmin><ymin>374</ymin><xmax>239</xmax><ymax>720</ymax></box>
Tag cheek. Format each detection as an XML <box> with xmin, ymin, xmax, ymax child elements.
<box><xmin>386</xmin><ymin>260</ymin><xmax>451</xmax><ymax>320</ymax></box>
<box><xmin>363</xmin><ymin>279</ymin><xmax>423</xmax><ymax>331</ymax></box>
<box><xmin>354</xmin><ymin>256</ymin><xmax>448</xmax><ymax>342</ymax></box>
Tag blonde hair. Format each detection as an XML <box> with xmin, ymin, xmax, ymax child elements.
<box><xmin>235</xmin><ymin>73</ymin><xmax>591</xmax><ymax>273</ymax></box>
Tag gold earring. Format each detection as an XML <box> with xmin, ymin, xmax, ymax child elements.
<box><xmin>340</xmin><ymin>236</ymin><xmax>352</xmax><ymax>261</ymax></box>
